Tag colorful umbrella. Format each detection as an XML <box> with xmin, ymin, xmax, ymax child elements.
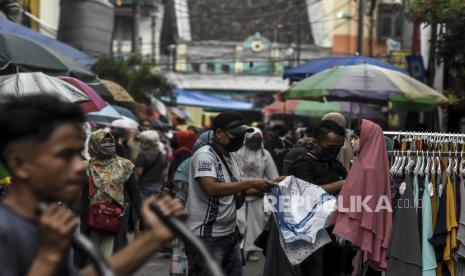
<box><xmin>88</xmin><ymin>81</ymin><xmax>115</xmax><ymax>104</ymax></box>
<box><xmin>284</xmin><ymin>55</ymin><xmax>406</xmax><ymax>81</ymax></box>
<box><xmin>112</xmin><ymin>105</ymin><xmax>139</xmax><ymax>122</ymax></box>
<box><xmin>283</xmin><ymin>64</ymin><xmax>448</xmax><ymax>110</ymax></box>
<box><xmin>263</xmin><ymin>100</ymin><xmax>382</xmax><ymax>119</ymax></box>
<box><xmin>59</xmin><ymin>76</ymin><xmax>107</xmax><ymax>113</ymax></box>
<box><xmin>86</xmin><ymin>105</ymin><xmax>122</xmax><ymax>123</ymax></box>
<box><xmin>0</xmin><ymin>32</ymin><xmax>95</xmax><ymax>81</ymax></box>
<box><xmin>100</xmin><ymin>80</ymin><xmax>135</xmax><ymax>103</ymax></box>
<box><xmin>0</xmin><ymin>72</ymin><xmax>89</xmax><ymax>103</ymax></box>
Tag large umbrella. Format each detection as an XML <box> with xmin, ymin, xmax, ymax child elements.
<box><xmin>59</xmin><ymin>76</ymin><xmax>107</xmax><ymax>113</ymax></box>
<box><xmin>112</xmin><ymin>105</ymin><xmax>139</xmax><ymax>122</ymax></box>
<box><xmin>88</xmin><ymin>81</ymin><xmax>115</xmax><ymax>104</ymax></box>
<box><xmin>283</xmin><ymin>64</ymin><xmax>448</xmax><ymax>110</ymax></box>
<box><xmin>283</xmin><ymin>55</ymin><xmax>406</xmax><ymax>81</ymax></box>
<box><xmin>86</xmin><ymin>105</ymin><xmax>122</xmax><ymax>123</ymax></box>
<box><xmin>100</xmin><ymin>80</ymin><xmax>135</xmax><ymax>103</ymax></box>
<box><xmin>0</xmin><ymin>32</ymin><xmax>95</xmax><ymax>81</ymax></box>
<box><xmin>111</xmin><ymin>116</ymin><xmax>139</xmax><ymax>130</ymax></box>
<box><xmin>0</xmin><ymin>18</ymin><xmax>96</xmax><ymax>67</ymax></box>
<box><xmin>263</xmin><ymin>99</ymin><xmax>383</xmax><ymax>119</ymax></box>
<box><xmin>0</xmin><ymin>72</ymin><xmax>88</xmax><ymax>103</ymax></box>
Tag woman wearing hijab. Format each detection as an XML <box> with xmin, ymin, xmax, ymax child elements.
<box><xmin>135</xmin><ymin>130</ymin><xmax>168</xmax><ymax>198</ymax></box>
<box><xmin>166</xmin><ymin>130</ymin><xmax>197</xmax><ymax>193</ymax></box>
<box><xmin>83</xmin><ymin>129</ymin><xmax>142</xmax><ymax>257</ymax></box>
<box><xmin>331</xmin><ymin>119</ymin><xmax>392</xmax><ymax>272</ymax></box>
<box><xmin>170</xmin><ymin>130</ymin><xmax>213</xmax><ymax>276</ymax></box>
<box><xmin>234</xmin><ymin>128</ymin><xmax>279</xmax><ymax>262</ymax></box>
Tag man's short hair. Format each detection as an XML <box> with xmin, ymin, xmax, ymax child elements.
<box><xmin>314</xmin><ymin>120</ymin><xmax>346</xmax><ymax>141</ymax></box>
<box><xmin>0</xmin><ymin>95</ymin><xmax>85</xmax><ymax>162</ymax></box>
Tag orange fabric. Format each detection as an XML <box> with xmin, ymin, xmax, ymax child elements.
<box><xmin>443</xmin><ymin>175</ymin><xmax>458</xmax><ymax>276</ymax></box>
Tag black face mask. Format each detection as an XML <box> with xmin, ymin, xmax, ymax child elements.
<box><xmin>98</xmin><ymin>142</ymin><xmax>116</xmax><ymax>159</ymax></box>
<box><xmin>319</xmin><ymin>146</ymin><xmax>341</xmax><ymax>162</ymax></box>
<box><xmin>245</xmin><ymin>137</ymin><xmax>262</xmax><ymax>151</ymax></box>
<box><xmin>226</xmin><ymin>135</ymin><xmax>245</xmax><ymax>152</ymax></box>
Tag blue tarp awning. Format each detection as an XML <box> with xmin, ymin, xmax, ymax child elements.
<box><xmin>283</xmin><ymin>55</ymin><xmax>406</xmax><ymax>81</ymax></box>
<box><xmin>0</xmin><ymin>18</ymin><xmax>96</xmax><ymax>68</ymax></box>
<box><xmin>167</xmin><ymin>89</ymin><xmax>253</xmax><ymax>110</ymax></box>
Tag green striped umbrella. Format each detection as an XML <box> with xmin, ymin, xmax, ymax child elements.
<box><xmin>283</xmin><ymin>64</ymin><xmax>448</xmax><ymax>111</ymax></box>
<box><xmin>263</xmin><ymin>99</ymin><xmax>382</xmax><ymax>118</ymax></box>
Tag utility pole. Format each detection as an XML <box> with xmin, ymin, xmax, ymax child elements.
<box><xmin>296</xmin><ymin>23</ymin><xmax>301</xmax><ymax>65</ymax></box>
<box><xmin>151</xmin><ymin>14</ymin><xmax>156</xmax><ymax>63</ymax></box>
<box><xmin>368</xmin><ymin>0</ymin><xmax>377</xmax><ymax>57</ymax></box>
<box><xmin>132</xmin><ymin>0</ymin><xmax>141</xmax><ymax>54</ymax></box>
<box><xmin>357</xmin><ymin>0</ymin><xmax>365</xmax><ymax>55</ymax></box>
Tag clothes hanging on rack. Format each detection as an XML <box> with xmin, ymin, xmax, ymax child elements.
<box><xmin>422</xmin><ymin>173</ymin><xmax>437</xmax><ymax>276</ymax></box>
<box><xmin>386</xmin><ymin>173</ymin><xmax>422</xmax><ymax>276</ymax></box>
<box><xmin>384</xmin><ymin>130</ymin><xmax>465</xmax><ymax>276</ymax></box>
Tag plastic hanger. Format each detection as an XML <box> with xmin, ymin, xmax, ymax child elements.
<box><xmin>406</xmin><ymin>150</ymin><xmax>416</xmax><ymax>173</ymax></box>
<box><xmin>447</xmin><ymin>151</ymin><xmax>453</xmax><ymax>175</ymax></box>
<box><xmin>420</xmin><ymin>150</ymin><xmax>426</xmax><ymax>176</ymax></box>
<box><xmin>413</xmin><ymin>150</ymin><xmax>422</xmax><ymax>175</ymax></box>
<box><xmin>397</xmin><ymin>151</ymin><xmax>407</xmax><ymax>175</ymax></box>
<box><xmin>390</xmin><ymin>150</ymin><xmax>399</xmax><ymax>174</ymax></box>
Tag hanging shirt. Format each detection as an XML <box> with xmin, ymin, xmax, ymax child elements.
<box><xmin>431</xmin><ymin>174</ymin><xmax>438</xmax><ymax>229</ymax></box>
<box><xmin>386</xmin><ymin>173</ymin><xmax>422</xmax><ymax>276</ymax></box>
<box><xmin>422</xmin><ymin>174</ymin><xmax>437</xmax><ymax>276</ymax></box>
<box><xmin>457</xmin><ymin>177</ymin><xmax>465</xmax><ymax>258</ymax></box>
<box><xmin>442</xmin><ymin>175</ymin><xmax>457</xmax><ymax>276</ymax></box>
<box><xmin>413</xmin><ymin>174</ymin><xmax>419</xmax><ymax>209</ymax></box>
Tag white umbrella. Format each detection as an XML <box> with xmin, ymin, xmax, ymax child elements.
<box><xmin>0</xmin><ymin>72</ymin><xmax>89</xmax><ymax>103</ymax></box>
<box><xmin>111</xmin><ymin>116</ymin><xmax>139</xmax><ymax>129</ymax></box>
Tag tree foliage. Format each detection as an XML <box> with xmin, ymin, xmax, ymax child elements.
<box><xmin>92</xmin><ymin>55</ymin><xmax>173</xmax><ymax>102</ymax></box>
<box><xmin>407</xmin><ymin>0</ymin><xmax>465</xmax><ymax>94</ymax></box>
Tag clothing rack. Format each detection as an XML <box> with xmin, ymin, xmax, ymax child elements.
<box><xmin>384</xmin><ymin>131</ymin><xmax>465</xmax><ymax>139</ymax></box>
<box><xmin>387</xmin><ymin>151</ymin><xmax>465</xmax><ymax>157</ymax></box>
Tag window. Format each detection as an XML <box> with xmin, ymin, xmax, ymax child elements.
<box><xmin>377</xmin><ymin>4</ymin><xmax>403</xmax><ymax>42</ymax></box>
<box><xmin>114</xmin><ymin>15</ymin><xmax>134</xmax><ymax>41</ymax></box>
<box><xmin>192</xmin><ymin>63</ymin><xmax>200</xmax><ymax>73</ymax></box>
<box><xmin>206</xmin><ymin>63</ymin><xmax>215</xmax><ymax>73</ymax></box>
<box><xmin>221</xmin><ymin>64</ymin><xmax>230</xmax><ymax>73</ymax></box>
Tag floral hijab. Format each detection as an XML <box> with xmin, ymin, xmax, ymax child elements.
<box><xmin>86</xmin><ymin>129</ymin><xmax>134</xmax><ymax>206</ymax></box>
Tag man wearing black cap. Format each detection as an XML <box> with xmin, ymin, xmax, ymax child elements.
<box><xmin>185</xmin><ymin>111</ymin><xmax>275</xmax><ymax>276</ymax></box>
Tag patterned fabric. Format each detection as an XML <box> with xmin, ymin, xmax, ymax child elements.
<box><xmin>270</xmin><ymin>176</ymin><xmax>335</xmax><ymax>265</ymax></box>
<box><xmin>86</xmin><ymin>129</ymin><xmax>134</xmax><ymax>206</ymax></box>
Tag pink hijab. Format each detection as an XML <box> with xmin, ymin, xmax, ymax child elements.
<box><xmin>331</xmin><ymin>119</ymin><xmax>392</xmax><ymax>271</ymax></box>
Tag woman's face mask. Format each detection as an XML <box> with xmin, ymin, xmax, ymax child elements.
<box><xmin>245</xmin><ymin>136</ymin><xmax>262</xmax><ymax>151</ymax></box>
<box><xmin>98</xmin><ymin>142</ymin><xmax>116</xmax><ymax>159</ymax></box>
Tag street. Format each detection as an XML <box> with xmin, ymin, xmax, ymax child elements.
<box><xmin>135</xmin><ymin>253</ymin><xmax>264</xmax><ymax>276</ymax></box>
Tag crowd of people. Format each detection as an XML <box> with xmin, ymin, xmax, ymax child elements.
<box><xmin>0</xmin><ymin>94</ymin><xmax>390</xmax><ymax>276</ymax></box>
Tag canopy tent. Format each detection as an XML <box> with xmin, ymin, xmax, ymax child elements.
<box><xmin>0</xmin><ymin>18</ymin><xmax>96</xmax><ymax>68</ymax></box>
<box><xmin>283</xmin><ymin>55</ymin><xmax>406</xmax><ymax>82</ymax></box>
<box><xmin>166</xmin><ymin>89</ymin><xmax>254</xmax><ymax>110</ymax></box>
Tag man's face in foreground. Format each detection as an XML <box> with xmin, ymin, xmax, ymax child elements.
<box><xmin>8</xmin><ymin>123</ymin><xmax>86</xmax><ymax>202</ymax></box>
